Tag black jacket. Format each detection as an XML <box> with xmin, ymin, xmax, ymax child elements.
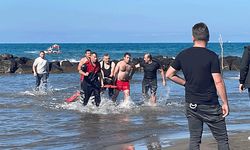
<box><xmin>240</xmin><ymin>45</ymin><xmax>250</xmax><ymax>88</ymax></box>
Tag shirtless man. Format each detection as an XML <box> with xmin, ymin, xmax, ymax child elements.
<box><xmin>78</xmin><ymin>49</ymin><xmax>91</xmax><ymax>81</ymax></box>
<box><xmin>112</xmin><ymin>53</ymin><xmax>135</xmax><ymax>102</ymax></box>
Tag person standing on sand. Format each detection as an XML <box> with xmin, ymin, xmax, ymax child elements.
<box><xmin>112</xmin><ymin>53</ymin><xmax>135</xmax><ymax>102</ymax></box>
<box><xmin>100</xmin><ymin>54</ymin><xmax>116</xmax><ymax>98</ymax></box>
<box><xmin>32</xmin><ymin>51</ymin><xmax>50</xmax><ymax>91</ymax></box>
<box><xmin>239</xmin><ymin>45</ymin><xmax>250</xmax><ymax>98</ymax></box>
<box><xmin>166</xmin><ymin>22</ymin><xmax>230</xmax><ymax>150</ymax></box>
<box><xmin>135</xmin><ymin>53</ymin><xmax>166</xmax><ymax>106</ymax></box>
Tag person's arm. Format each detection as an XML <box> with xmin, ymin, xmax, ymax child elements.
<box><xmin>32</xmin><ymin>65</ymin><xmax>37</xmax><ymax>76</ymax></box>
<box><xmin>166</xmin><ymin>66</ymin><xmax>186</xmax><ymax>86</ymax></box>
<box><xmin>212</xmin><ymin>73</ymin><xmax>229</xmax><ymax>118</ymax></box>
<box><xmin>239</xmin><ymin>46</ymin><xmax>250</xmax><ymax>92</ymax></box>
<box><xmin>113</xmin><ymin>62</ymin><xmax>120</xmax><ymax>80</ymax></box>
<box><xmin>110</xmin><ymin>62</ymin><xmax>116</xmax><ymax>77</ymax></box>
<box><xmin>78</xmin><ymin>58</ymin><xmax>85</xmax><ymax>71</ymax></box>
<box><xmin>159</xmin><ymin>68</ymin><xmax>166</xmax><ymax>86</ymax></box>
<box><xmin>99</xmin><ymin>69</ymin><xmax>104</xmax><ymax>87</ymax></box>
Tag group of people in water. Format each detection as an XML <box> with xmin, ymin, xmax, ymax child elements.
<box><xmin>77</xmin><ymin>49</ymin><xmax>165</xmax><ymax>107</ymax></box>
<box><xmin>34</xmin><ymin>22</ymin><xmax>250</xmax><ymax>149</ymax></box>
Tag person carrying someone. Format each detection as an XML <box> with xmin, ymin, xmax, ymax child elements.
<box><xmin>112</xmin><ymin>53</ymin><xmax>135</xmax><ymax>102</ymax></box>
<box><xmin>79</xmin><ymin>52</ymin><xmax>104</xmax><ymax>107</ymax></box>
<box><xmin>100</xmin><ymin>54</ymin><xmax>116</xmax><ymax>97</ymax></box>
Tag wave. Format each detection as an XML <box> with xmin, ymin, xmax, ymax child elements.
<box><xmin>24</xmin><ymin>51</ymin><xmax>40</xmax><ymax>54</ymax></box>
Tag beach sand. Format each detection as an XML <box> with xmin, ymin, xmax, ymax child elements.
<box><xmin>164</xmin><ymin>130</ymin><xmax>250</xmax><ymax>150</ymax></box>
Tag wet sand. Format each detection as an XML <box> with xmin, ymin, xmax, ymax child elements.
<box><xmin>164</xmin><ymin>130</ymin><xmax>250</xmax><ymax>150</ymax></box>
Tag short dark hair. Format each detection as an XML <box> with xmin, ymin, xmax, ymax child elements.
<box><xmin>104</xmin><ymin>53</ymin><xmax>109</xmax><ymax>57</ymax></box>
<box><xmin>124</xmin><ymin>52</ymin><xmax>131</xmax><ymax>57</ymax></box>
<box><xmin>192</xmin><ymin>22</ymin><xmax>209</xmax><ymax>41</ymax></box>
<box><xmin>40</xmin><ymin>51</ymin><xmax>45</xmax><ymax>54</ymax></box>
<box><xmin>85</xmin><ymin>49</ymin><xmax>91</xmax><ymax>54</ymax></box>
<box><xmin>91</xmin><ymin>52</ymin><xmax>97</xmax><ymax>57</ymax></box>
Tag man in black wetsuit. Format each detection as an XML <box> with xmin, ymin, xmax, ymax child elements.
<box><xmin>79</xmin><ymin>52</ymin><xmax>104</xmax><ymax>106</ymax></box>
<box><xmin>100</xmin><ymin>54</ymin><xmax>116</xmax><ymax>97</ymax></box>
<box><xmin>135</xmin><ymin>53</ymin><xmax>166</xmax><ymax>106</ymax></box>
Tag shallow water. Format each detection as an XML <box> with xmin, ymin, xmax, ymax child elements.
<box><xmin>1</xmin><ymin>70</ymin><xmax>250</xmax><ymax>149</ymax></box>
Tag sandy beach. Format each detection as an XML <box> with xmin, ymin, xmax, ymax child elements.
<box><xmin>164</xmin><ymin>130</ymin><xmax>250</xmax><ymax>150</ymax></box>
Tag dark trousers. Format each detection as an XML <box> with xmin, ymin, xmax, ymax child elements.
<box><xmin>81</xmin><ymin>81</ymin><xmax>101</xmax><ymax>106</ymax></box>
<box><xmin>35</xmin><ymin>73</ymin><xmax>48</xmax><ymax>91</ymax></box>
<box><xmin>185</xmin><ymin>103</ymin><xmax>230</xmax><ymax>150</ymax></box>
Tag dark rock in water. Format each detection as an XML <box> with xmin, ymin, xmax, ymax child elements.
<box><xmin>220</xmin><ymin>56</ymin><xmax>241</xmax><ymax>70</ymax></box>
<box><xmin>15</xmin><ymin>64</ymin><xmax>33</xmax><ymax>74</ymax></box>
<box><xmin>25</xmin><ymin>60</ymin><xmax>34</xmax><ymax>66</ymax></box>
<box><xmin>131</xmin><ymin>57</ymin><xmax>143</xmax><ymax>65</ymax></box>
<box><xmin>60</xmin><ymin>61</ymin><xmax>73</xmax><ymax>73</ymax></box>
<box><xmin>161</xmin><ymin>57</ymin><xmax>170</xmax><ymax>71</ymax></box>
<box><xmin>50</xmin><ymin>63</ymin><xmax>63</xmax><ymax>73</ymax></box>
<box><xmin>0</xmin><ymin>54</ymin><xmax>13</xmax><ymax>60</ymax></box>
<box><xmin>0</xmin><ymin>59</ymin><xmax>17</xmax><ymax>73</ymax></box>
<box><xmin>231</xmin><ymin>57</ymin><xmax>241</xmax><ymax>70</ymax></box>
<box><xmin>15</xmin><ymin>57</ymin><xmax>31</xmax><ymax>68</ymax></box>
<box><xmin>153</xmin><ymin>55</ymin><xmax>164</xmax><ymax>61</ymax></box>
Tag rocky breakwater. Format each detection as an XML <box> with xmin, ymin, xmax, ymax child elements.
<box><xmin>0</xmin><ymin>53</ymin><xmax>243</xmax><ymax>74</ymax></box>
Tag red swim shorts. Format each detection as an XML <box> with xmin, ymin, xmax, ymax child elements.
<box><xmin>116</xmin><ymin>80</ymin><xmax>130</xmax><ymax>91</ymax></box>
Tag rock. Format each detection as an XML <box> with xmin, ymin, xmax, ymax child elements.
<box><xmin>231</xmin><ymin>57</ymin><xmax>241</xmax><ymax>70</ymax></box>
<box><xmin>50</xmin><ymin>63</ymin><xmax>63</xmax><ymax>73</ymax></box>
<box><xmin>15</xmin><ymin>57</ymin><xmax>31</xmax><ymax>67</ymax></box>
<box><xmin>15</xmin><ymin>64</ymin><xmax>33</xmax><ymax>74</ymax></box>
<box><xmin>161</xmin><ymin>57</ymin><xmax>170</xmax><ymax>71</ymax></box>
<box><xmin>0</xmin><ymin>59</ymin><xmax>17</xmax><ymax>73</ymax></box>
<box><xmin>25</xmin><ymin>60</ymin><xmax>34</xmax><ymax>66</ymax></box>
<box><xmin>0</xmin><ymin>53</ymin><xmax>13</xmax><ymax>60</ymax></box>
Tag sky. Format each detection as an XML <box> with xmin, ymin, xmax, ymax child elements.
<box><xmin>0</xmin><ymin>0</ymin><xmax>250</xmax><ymax>43</ymax></box>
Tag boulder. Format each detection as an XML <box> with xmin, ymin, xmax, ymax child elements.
<box><xmin>231</xmin><ymin>57</ymin><xmax>241</xmax><ymax>70</ymax></box>
<box><xmin>15</xmin><ymin>64</ymin><xmax>33</xmax><ymax>74</ymax></box>
<box><xmin>0</xmin><ymin>59</ymin><xmax>17</xmax><ymax>73</ymax></box>
<box><xmin>50</xmin><ymin>63</ymin><xmax>63</xmax><ymax>73</ymax></box>
<box><xmin>25</xmin><ymin>60</ymin><xmax>34</xmax><ymax>66</ymax></box>
<box><xmin>0</xmin><ymin>53</ymin><xmax>13</xmax><ymax>60</ymax></box>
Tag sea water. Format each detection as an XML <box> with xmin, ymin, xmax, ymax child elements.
<box><xmin>1</xmin><ymin>43</ymin><xmax>250</xmax><ymax>149</ymax></box>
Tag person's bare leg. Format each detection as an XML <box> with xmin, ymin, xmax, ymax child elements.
<box><xmin>112</xmin><ymin>89</ymin><xmax>119</xmax><ymax>102</ymax></box>
<box><xmin>124</xmin><ymin>90</ymin><xmax>130</xmax><ymax>101</ymax></box>
<box><xmin>151</xmin><ymin>93</ymin><xmax>156</xmax><ymax>106</ymax></box>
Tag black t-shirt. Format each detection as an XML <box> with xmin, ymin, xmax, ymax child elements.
<box><xmin>140</xmin><ymin>60</ymin><xmax>161</xmax><ymax>79</ymax></box>
<box><xmin>171</xmin><ymin>47</ymin><xmax>221</xmax><ymax>105</ymax></box>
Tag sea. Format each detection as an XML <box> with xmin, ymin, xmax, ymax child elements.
<box><xmin>1</xmin><ymin>43</ymin><xmax>250</xmax><ymax>150</ymax></box>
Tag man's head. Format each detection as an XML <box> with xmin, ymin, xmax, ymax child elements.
<box><xmin>91</xmin><ymin>52</ymin><xmax>98</xmax><ymax>63</ymax></box>
<box><xmin>143</xmin><ymin>53</ymin><xmax>152</xmax><ymax>63</ymax></box>
<box><xmin>103</xmin><ymin>54</ymin><xmax>110</xmax><ymax>64</ymax></box>
<box><xmin>85</xmin><ymin>49</ymin><xmax>92</xmax><ymax>59</ymax></box>
<box><xmin>123</xmin><ymin>53</ymin><xmax>131</xmax><ymax>64</ymax></box>
<box><xmin>39</xmin><ymin>51</ymin><xmax>45</xmax><ymax>59</ymax></box>
<box><xmin>192</xmin><ymin>22</ymin><xmax>209</xmax><ymax>42</ymax></box>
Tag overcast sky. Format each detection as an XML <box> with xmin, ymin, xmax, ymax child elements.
<box><xmin>1</xmin><ymin>0</ymin><xmax>250</xmax><ymax>43</ymax></box>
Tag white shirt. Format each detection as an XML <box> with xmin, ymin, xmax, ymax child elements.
<box><xmin>33</xmin><ymin>57</ymin><xmax>49</xmax><ymax>74</ymax></box>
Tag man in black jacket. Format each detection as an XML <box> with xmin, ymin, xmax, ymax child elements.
<box><xmin>239</xmin><ymin>45</ymin><xmax>250</xmax><ymax>98</ymax></box>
